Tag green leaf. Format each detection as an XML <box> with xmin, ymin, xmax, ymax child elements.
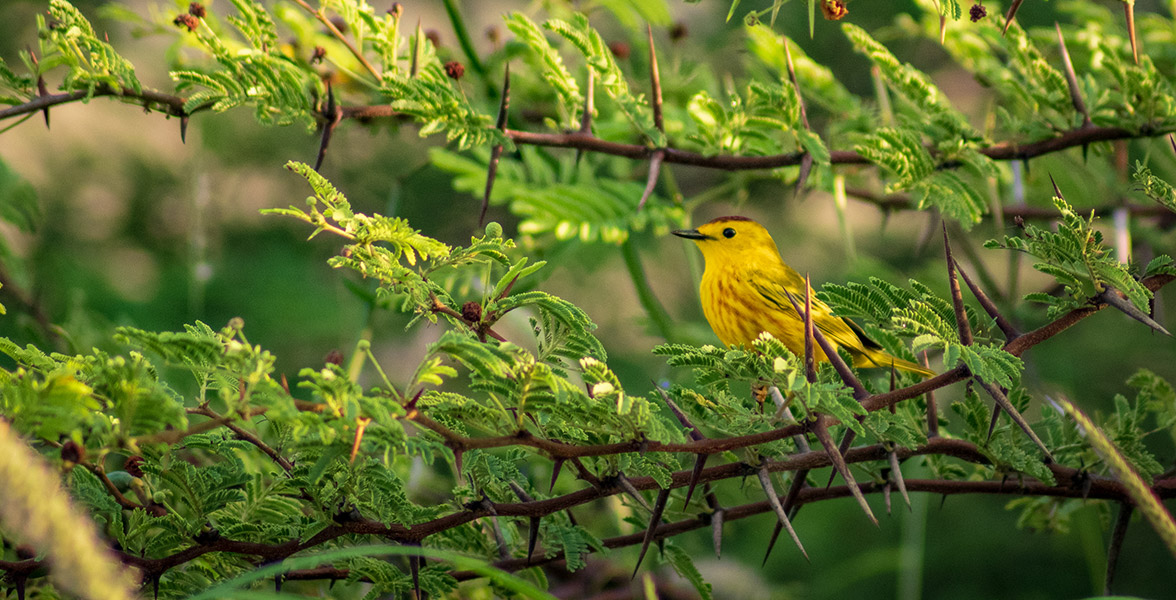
<box><xmin>664</xmin><ymin>543</ymin><xmax>713</xmax><ymax>600</ymax></box>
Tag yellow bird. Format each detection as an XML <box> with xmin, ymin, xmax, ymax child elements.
<box><xmin>673</xmin><ymin>216</ymin><xmax>933</xmax><ymax>378</ymax></box>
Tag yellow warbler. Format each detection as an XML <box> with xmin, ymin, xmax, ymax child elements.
<box><xmin>673</xmin><ymin>216</ymin><xmax>933</xmax><ymax>378</ymax></box>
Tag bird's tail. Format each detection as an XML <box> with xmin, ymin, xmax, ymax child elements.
<box><xmin>855</xmin><ymin>348</ymin><xmax>935</xmax><ymax>379</ymax></box>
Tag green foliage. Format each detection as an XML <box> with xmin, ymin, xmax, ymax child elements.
<box><xmin>545</xmin><ymin>14</ymin><xmax>664</xmax><ymax>145</ymax></box>
<box><xmin>504</xmin><ymin>13</ymin><xmax>583</xmax><ymax>129</ymax></box>
<box><xmin>817</xmin><ymin>276</ymin><xmax>1020</xmax><ymax>387</ymax></box>
<box><xmin>985</xmin><ymin>195</ymin><xmax>1153</xmax><ymax>317</ymax></box>
<box><xmin>843</xmin><ymin>23</ymin><xmax>977</xmax><ymax>142</ymax></box>
<box><xmin>381</xmin><ymin>50</ymin><xmax>503</xmax><ymax>149</ymax></box>
<box><xmin>169</xmin><ymin>0</ymin><xmax>322</xmax><ymax>127</ymax></box>
<box><xmin>1133</xmin><ymin>161</ymin><xmax>1176</xmax><ymax>212</ymax></box>
<box><xmin>5</xmin><ymin>1</ymin><xmax>1176</xmax><ymax>598</ymax></box>
<box><xmin>37</xmin><ymin>0</ymin><xmax>141</xmax><ymax>96</ymax></box>
<box><xmin>430</xmin><ymin>146</ymin><xmax>684</xmax><ymax>244</ymax></box>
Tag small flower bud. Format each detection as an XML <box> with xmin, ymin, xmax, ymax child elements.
<box><xmin>60</xmin><ymin>440</ymin><xmax>84</xmax><ymax>465</ymax></box>
<box><xmin>608</xmin><ymin>41</ymin><xmax>630</xmax><ymax>59</ymax></box>
<box><xmin>425</xmin><ymin>29</ymin><xmax>441</xmax><ymax>48</ymax></box>
<box><xmin>227</xmin><ymin>316</ymin><xmax>245</xmax><ymax>330</ymax></box>
<box><xmin>821</xmin><ymin>0</ymin><xmax>848</xmax><ymax>20</ymax></box>
<box><xmin>485</xmin><ymin>25</ymin><xmax>500</xmax><ymax>44</ymax></box>
<box><xmin>388</xmin><ymin>2</ymin><xmax>403</xmax><ymax>17</ymax></box>
<box><xmin>670</xmin><ymin>22</ymin><xmax>688</xmax><ymax>42</ymax></box>
<box><xmin>970</xmin><ymin>3</ymin><xmax>987</xmax><ymax>21</ymax></box>
<box><xmin>461</xmin><ymin>301</ymin><xmax>482</xmax><ymax>322</ymax></box>
<box><xmin>173</xmin><ymin>13</ymin><xmax>199</xmax><ymax>32</ymax></box>
<box><xmin>444</xmin><ymin>60</ymin><xmax>465</xmax><ymax>80</ymax></box>
<box><xmin>311</xmin><ymin>45</ymin><xmax>327</xmax><ymax>64</ymax></box>
<box><xmin>324</xmin><ymin>349</ymin><xmax>344</xmax><ymax>366</ymax></box>
<box><xmin>124</xmin><ymin>456</ymin><xmax>145</xmax><ymax>478</ymax></box>
<box><xmin>188</xmin><ymin>2</ymin><xmax>206</xmax><ymax>18</ymax></box>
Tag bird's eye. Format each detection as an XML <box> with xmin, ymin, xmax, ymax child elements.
<box><xmin>722</xmin><ymin>227</ymin><xmax>736</xmax><ymax>239</ymax></box>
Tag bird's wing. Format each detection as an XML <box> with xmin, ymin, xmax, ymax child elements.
<box><xmin>745</xmin><ymin>267</ymin><xmax>866</xmax><ymax>353</ymax></box>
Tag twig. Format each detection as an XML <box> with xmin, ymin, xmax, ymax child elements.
<box><xmin>290</xmin><ymin>0</ymin><xmax>380</xmax><ymax>79</ymax></box>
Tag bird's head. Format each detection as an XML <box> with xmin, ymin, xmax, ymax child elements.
<box><xmin>671</xmin><ymin>216</ymin><xmax>783</xmax><ymax>265</ymax></box>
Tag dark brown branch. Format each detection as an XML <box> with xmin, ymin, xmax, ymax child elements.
<box><xmin>845</xmin><ymin>187</ymin><xmax>1171</xmax><ymax>220</ymax></box>
<box><xmin>0</xmin><ymin>85</ymin><xmax>190</xmax><ymax>121</ymax></box>
<box><xmin>403</xmin><ymin>274</ymin><xmax>1175</xmax><ymax>461</ymax></box>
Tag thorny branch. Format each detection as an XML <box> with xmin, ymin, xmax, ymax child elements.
<box><xmin>0</xmin><ymin>85</ymin><xmax>1170</xmax><ymax>200</ymax></box>
<box><xmin>2</xmin><ymin>276</ymin><xmax>1170</xmax><ymax>590</ymax></box>
<box><xmin>2</xmin><ymin>437</ymin><xmax>1171</xmax><ymax>583</ymax></box>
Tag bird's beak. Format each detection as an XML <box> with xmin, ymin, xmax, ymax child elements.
<box><xmin>671</xmin><ymin>228</ymin><xmax>710</xmax><ymax>240</ymax></box>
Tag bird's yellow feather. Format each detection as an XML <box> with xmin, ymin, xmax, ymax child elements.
<box><xmin>674</xmin><ymin>216</ymin><xmax>933</xmax><ymax>378</ymax></box>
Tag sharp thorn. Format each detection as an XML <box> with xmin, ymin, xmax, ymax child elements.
<box><xmin>654</xmin><ymin>384</ymin><xmax>704</xmax><ymax>441</ymax></box>
<box><xmin>494</xmin><ymin>63</ymin><xmax>511</xmax><ymax>130</ymax></box>
<box><xmin>883</xmin><ymin>481</ymin><xmax>892</xmax><ymax>514</ymax></box>
<box><xmin>526</xmin><ymin>516</ymin><xmax>540</xmax><ymax>563</ymax></box>
<box><xmin>638</xmin><ymin>149</ymin><xmax>664</xmax><ymax>211</ymax></box>
<box><xmin>33</xmin><ymin>66</ymin><xmax>50</xmax><ymax>129</ymax></box>
<box><xmin>454</xmin><ymin>449</ymin><xmax>464</xmax><ymax>485</ymax></box>
<box><xmin>954</xmin><ymin>257</ymin><xmax>1020</xmax><ymax>341</ymax></box>
<box><xmin>508</xmin><ymin>480</ymin><xmax>533</xmax><ymax>502</ymax></box>
<box><xmin>803</xmin><ymin>275</ymin><xmax>816</xmax><ymax>382</ymax></box>
<box><xmin>813</xmin><ymin>419</ymin><xmax>877</xmax><ymax>526</ymax></box>
<box><xmin>761</xmin><ymin>521</ymin><xmax>782</xmax><ymax>566</ymax></box>
<box><xmin>617</xmin><ymin>473</ymin><xmax>652</xmax><ymax>511</ymax></box>
<box><xmin>491</xmin><ymin>515</ymin><xmax>509</xmax><ymax>560</ymax></box>
<box><xmin>780</xmin><ymin>286</ymin><xmax>868</xmax><ymax>399</ymax></box>
<box><xmin>1049</xmin><ymin>173</ymin><xmax>1065</xmax><ymax>200</ymax></box>
<box><xmin>1105</xmin><ymin>503</ymin><xmax>1133</xmax><ymax>594</ymax></box>
<box><xmin>684</xmin><ymin>454</ymin><xmax>707</xmax><ymax>509</ymax></box>
<box><xmin>782</xmin><ymin>37</ymin><xmax>810</xmax><ymax>129</ymax></box>
<box><xmin>1055</xmin><ymin>23</ymin><xmax>1091</xmax><ymax>126</ymax></box>
<box><xmin>646</xmin><ymin>24</ymin><xmax>664</xmax><ymax>134</ymax></box>
<box><xmin>924</xmin><ymin>353</ymin><xmax>940</xmax><ymax>437</ymax></box>
<box><xmin>314</xmin><ymin>83</ymin><xmax>342</xmax><ymax>171</ymax></box>
<box><xmin>180</xmin><ymin>115</ymin><xmax>189</xmax><ymax>144</ymax></box>
<box><xmin>987</xmin><ymin>402</ymin><xmax>1004</xmax><ymax>442</ymax></box>
<box><xmin>632</xmin><ymin>487</ymin><xmax>671</xmax><ymax>578</ymax></box>
<box><xmin>410</xmin><ymin>551</ymin><xmax>421</xmax><ymax>600</ymax></box>
<box><xmin>781</xmin><ymin>468</ymin><xmax>809</xmax><ymax>515</ymax></box>
<box><xmin>410</xmin><ymin>19</ymin><xmax>423</xmax><ymax>78</ymax></box>
<box><xmin>943</xmin><ymin>224</ymin><xmax>974</xmax><ymax>346</ymax></box>
<box><xmin>978</xmin><ymin>379</ymin><xmax>1053</xmax><ymax>460</ymax></box>
<box><xmin>481</xmin><ymin>144</ymin><xmax>503</xmax><ymax>226</ymax></box>
<box><xmin>824</xmin><ymin>430</ymin><xmax>857</xmax><ymax>489</ymax></box>
<box><xmin>580</xmin><ymin>65</ymin><xmax>595</xmax><ymax>133</ymax></box>
<box><xmin>549</xmin><ymin>458</ymin><xmax>564</xmax><ymax>494</ymax></box>
<box><xmin>795</xmin><ymin>153</ymin><xmax>814</xmax><ymax>197</ymax></box>
<box><xmin>1124</xmin><ymin>2</ymin><xmax>1139</xmax><ymax>64</ymax></box>
<box><xmin>888</xmin><ymin>450</ymin><xmax>911</xmax><ymax>510</ymax></box>
<box><xmin>768</xmin><ymin>468</ymin><xmax>810</xmax><ymax>564</ymax></box>
<box><xmin>1002</xmin><ymin>0</ymin><xmax>1025</xmax><ymax>36</ymax></box>
<box><xmin>1098</xmin><ymin>287</ymin><xmax>1171</xmax><ymax>335</ymax></box>
<box><xmin>757</xmin><ymin>465</ymin><xmax>808</xmax><ymax>560</ymax></box>
<box><xmin>712</xmin><ymin>508</ymin><xmax>725</xmax><ymax>559</ymax></box>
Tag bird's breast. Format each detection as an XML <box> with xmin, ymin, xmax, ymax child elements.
<box><xmin>700</xmin><ymin>268</ymin><xmax>771</xmax><ymax>347</ymax></box>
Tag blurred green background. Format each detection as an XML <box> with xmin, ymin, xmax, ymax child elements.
<box><xmin>1</xmin><ymin>0</ymin><xmax>1174</xmax><ymax>598</ymax></box>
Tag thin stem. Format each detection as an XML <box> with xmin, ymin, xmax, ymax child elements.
<box><xmin>291</xmin><ymin>0</ymin><xmax>380</xmax><ymax>80</ymax></box>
